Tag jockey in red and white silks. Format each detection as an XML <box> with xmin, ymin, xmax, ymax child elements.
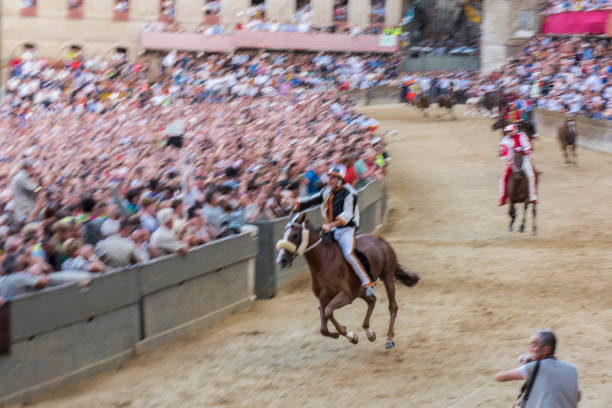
<box><xmin>499</xmin><ymin>124</ymin><xmax>537</xmax><ymax>206</ymax></box>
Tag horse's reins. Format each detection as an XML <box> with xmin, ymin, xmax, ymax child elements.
<box><xmin>277</xmin><ymin>221</ymin><xmax>322</xmax><ymax>255</ymax></box>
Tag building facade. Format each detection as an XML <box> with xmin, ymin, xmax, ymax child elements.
<box><xmin>0</xmin><ymin>0</ymin><xmax>403</xmax><ymax>61</ymax></box>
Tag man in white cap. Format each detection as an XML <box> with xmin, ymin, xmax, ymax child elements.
<box><xmin>294</xmin><ymin>164</ymin><xmax>375</xmax><ymax>298</ymax></box>
<box><xmin>150</xmin><ymin>207</ymin><xmax>189</xmax><ymax>256</ymax></box>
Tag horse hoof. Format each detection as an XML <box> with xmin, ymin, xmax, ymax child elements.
<box><xmin>519</xmin><ymin>227</ymin><xmax>525</xmax><ymax>233</ymax></box>
<box><xmin>366</xmin><ymin>329</ymin><xmax>376</xmax><ymax>342</ymax></box>
<box><xmin>347</xmin><ymin>331</ymin><xmax>358</xmax><ymax>345</ymax></box>
<box><xmin>385</xmin><ymin>341</ymin><xmax>395</xmax><ymax>350</ymax></box>
<box><xmin>508</xmin><ymin>227</ymin><xmax>513</xmax><ymax>232</ymax></box>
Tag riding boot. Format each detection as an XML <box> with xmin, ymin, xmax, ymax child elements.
<box><xmin>528</xmin><ymin>175</ymin><xmax>538</xmax><ymax>203</ymax></box>
<box><xmin>499</xmin><ymin>168</ymin><xmax>511</xmax><ymax>206</ymax></box>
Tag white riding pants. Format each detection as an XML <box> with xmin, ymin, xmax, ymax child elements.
<box><xmin>333</xmin><ymin>227</ymin><xmax>372</xmax><ymax>287</ymax></box>
<box><xmin>521</xmin><ymin>156</ymin><xmax>537</xmax><ymax>201</ymax></box>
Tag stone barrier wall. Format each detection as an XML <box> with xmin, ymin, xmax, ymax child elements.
<box><xmin>535</xmin><ymin>109</ymin><xmax>612</xmax><ymax>154</ymax></box>
<box><xmin>0</xmin><ymin>178</ymin><xmax>390</xmax><ymax>404</ymax></box>
<box><xmin>0</xmin><ymin>226</ymin><xmax>258</xmax><ymax>405</ymax></box>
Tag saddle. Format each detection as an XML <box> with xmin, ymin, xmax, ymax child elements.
<box><xmin>354</xmin><ymin>246</ymin><xmax>374</xmax><ymax>282</ymax></box>
<box><xmin>322</xmin><ymin>231</ymin><xmax>374</xmax><ymax>281</ymax></box>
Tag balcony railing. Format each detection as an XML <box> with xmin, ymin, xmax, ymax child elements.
<box><xmin>141</xmin><ymin>30</ymin><xmax>398</xmax><ymax>53</ymax></box>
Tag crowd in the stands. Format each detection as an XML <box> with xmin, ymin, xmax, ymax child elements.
<box><xmin>0</xmin><ymin>47</ymin><xmax>398</xmax><ymax>301</ymax></box>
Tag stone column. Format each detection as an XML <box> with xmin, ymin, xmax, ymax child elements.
<box><xmin>266</xmin><ymin>0</ymin><xmax>295</xmax><ymax>23</ymax></box>
<box><xmin>481</xmin><ymin>0</ymin><xmax>512</xmax><ymax>74</ymax></box>
<box><xmin>348</xmin><ymin>0</ymin><xmax>370</xmax><ymax>27</ymax></box>
<box><xmin>176</xmin><ymin>0</ymin><xmax>202</xmax><ymax>30</ymax></box>
<box><xmin>311</xmin><ymin>0</ymin><xmax>332</xmax><ymax>27</ymax></box>
<box><xmin>220</xmin><ymin>0</ymin><xmax>249</xmax><ymax>27</ymax></box>
<box><xmin>131</xmin><ymin>0</ymin><xmax>159</xmax><ymax>22</ymax></box>
<box><xmin>385</xmin><ymin>0</ymin><xmax>402</xmax><ymax>27</ymax></box>
<box><xmin>38</xmin><ymin>0</ymin><xmax>64</xmax><ymax>17</ymax></box>
<box><xmin>84</xmin><ymin>0</ymin><xmax>112</xmax><ymax>19</ymax></box>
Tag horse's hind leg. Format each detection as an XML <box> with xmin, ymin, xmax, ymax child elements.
<box><xmin>382</xmin><ymin>273</ymin><xmax>399</xmax><ymax>349</ymax></box>
<box><xmin>572</xmin><ymin>144</ymin><xmax>578</xmax><ymax>166</ymax></box>
<box><xmin>520</xmin><ymin>202</ymin><xmax>528</xmax><ymax>233</ymax></box>
<box><xmin>360</xmin><ymin>294</ymin><xmax>377</xmax><ymax>342</ymax></box>
<box><xmin>509</xmin><ymin>204</ymin><xmax>516</xmax><ymax>232</ymax></box>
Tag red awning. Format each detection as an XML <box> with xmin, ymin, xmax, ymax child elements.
<box><xmin>542</xmin><ymin>11</ymin><xmax>610</xmax><ymax>35</ymax></box>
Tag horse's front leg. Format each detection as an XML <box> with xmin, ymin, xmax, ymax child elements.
<box><xmin>319</xmin><ymin>301</ymin><xmax>340</xmax><ymax>339</ymax></box>
<box><xmin>509</xmin><ymin>203</ymin><xmax>516</xmax><ymax>232</ymax></box>
<box><xmin>562</xmin><ymin>143</ymin><xmax>570</xmax><ymax>165</ymax></box>
<box><xmin>325</xmin><ymin>292</ymin><xmax>357</xmax><ymax>344</ymax></box>
<box><xmin>360</xmin><ymin>293</ymin><xmax>377</xmax><ymax>342</ymax></box>
<box><xmin>520</xmin><ymin>202</ymin><xmax>528</xmax><ymax>233</ymax></box>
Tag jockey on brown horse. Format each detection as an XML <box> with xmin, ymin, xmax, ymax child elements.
<box><xmin>291</xmin><ymin>165</ymin><xmax>376</xmax><ymax>297</ymax></box>
<box><xmin>276</xmin><ymin>166</ymin><xmax>420</xmax><ymax>348</ymax></box>
<box><xmin>499</xmin><ymin>124</ymin><xmax>537</xmax><ymax>206</ymax></box>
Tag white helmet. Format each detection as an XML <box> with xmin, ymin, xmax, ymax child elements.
<box><xmin>328</xmin><ymin>164</ymin><xmax>347</xmax><ymax>180</ymax></box>
<box><xmin>504</xmin><ymin>124</ymin><xmax>518</xmax><ymax>133</ymax></box>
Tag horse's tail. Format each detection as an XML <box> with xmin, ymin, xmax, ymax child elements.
<box><xmin>395</xmin><ymin>266</ymin><xmax>420</xmax><ymax>287</ymax></box>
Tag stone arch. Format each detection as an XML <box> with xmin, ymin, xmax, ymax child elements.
<box><xmin>56</xmin><ymin>41</ymin><xmax>87</xmax><ymax>59</ymax></box>
<box><xmin>8</xmin><ymin>41</ymin><xmax>38</xmax><ymax>58</ymax></box>
<box><xmin>102</xmin><ymin>44</ymin><xmax>131</xmax><ymax>60</ymax></box>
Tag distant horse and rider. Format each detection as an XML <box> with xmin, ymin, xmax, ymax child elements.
<box><xmin>558</xmin><ymin>113</ymin><xmax>578</xmax><ymax>166</ymax></box>
<box><xmin>436</xmin><ymin>91</ymin><xmax>457</xmax><ymax>120</ymax></box>
<box><xmin>410</xmin><ymin>90</ymin><xmax>456</xmax><ymax>119</ymax></box>
<box><xmin>277</xmin><ymin>165</ymin><xmax>419</xmax><ymax>349</ymax></box>
<box><xmin>413</xmin><ymin>92</ymin><xmax>431</xmax><ymax>116</ymax></box>
<box><xmin>498</xmin><ymin>124</ymin><xmax>538</xmax><ymax>235</ymax></box>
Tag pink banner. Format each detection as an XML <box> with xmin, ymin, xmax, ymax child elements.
<box><xmin>141</xmin><ymin>31</ymin><xmax>398</xmax><ymax>54</ymax></box>
<box><xmin>542</xmin><ymin>11</ymin><xmax>610</xmax><ymax>35</ymax></box>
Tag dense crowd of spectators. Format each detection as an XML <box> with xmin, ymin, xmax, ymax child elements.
<box><xmin>540</xmin><ymin>0</ymin><xmax>612</xmax><ymax>14</ymax></box>
<box><xmin>467</xmin><ymin>35</ymin><xmax>612</xmax><ymax>120</ymax></box>
<box><xmin>0</xmin><ymin>48</ymin><xmax>399</xmax><ymax>301</ymax></box>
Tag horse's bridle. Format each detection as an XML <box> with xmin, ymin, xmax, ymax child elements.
<box><xmin>276</xmin><ymin>221</ymin><xmax>321</xmax><ymax>255</ymax></box>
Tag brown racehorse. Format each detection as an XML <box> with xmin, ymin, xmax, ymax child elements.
<box><xmin>558</xmin><ymin>117</ymin><xmax>578</xmax><ymax>166</ymax></box>
<box><xmin>276</xmin><ymin>213</ymin><xmax>420</xmax><ymax>349</ymax></box>
<box><xmin>436</xmin><ymin>93</ymin><xmax>456</xmax><ymax>119</ymax></box>
<box><xmin>506</xmin><ymin>151</ymin><xmax>538</xmax><ymax>235</ymax></box>
<box><xmin>413</xmin><ymin>92</ymin><xmax>430</xmax><ymax>116</ymax></box>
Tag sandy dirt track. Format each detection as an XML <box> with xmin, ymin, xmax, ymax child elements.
<box><xmin>24</xmin><ymin>105</ymin><xmax>612</xmax><ymax>408</ymax></box>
